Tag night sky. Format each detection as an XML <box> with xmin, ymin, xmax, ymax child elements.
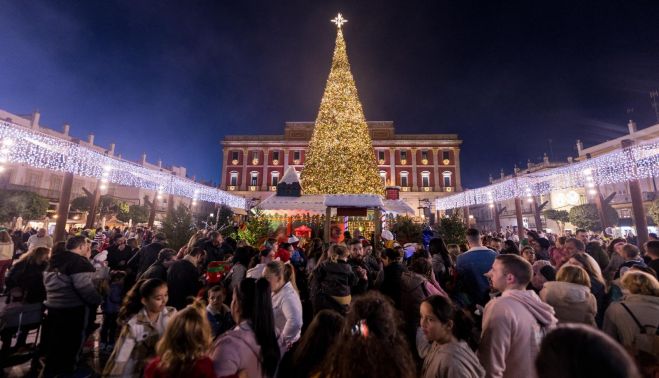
<box><xmin>2</xmin><ymin>1</ymin><xmax>659</xmax><ymax>188</ymax></box>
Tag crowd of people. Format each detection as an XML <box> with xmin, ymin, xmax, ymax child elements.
<box><xmin>0</xmin><ymin>224</ymin><xmax>658</xmax><ymax>377</ymax></box>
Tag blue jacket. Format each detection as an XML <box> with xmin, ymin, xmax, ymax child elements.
<box><xmin>456</xmin><ymin>247</ymin><xmax>497</xmax><ymax>307</ymax></box>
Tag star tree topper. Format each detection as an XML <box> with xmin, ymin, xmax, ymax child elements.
<box><xmin>331</xmin><ymin>13</ymin><xmax>347</xmax><ymax>28</ymax></box>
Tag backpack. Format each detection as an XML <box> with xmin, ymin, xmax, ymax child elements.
<box><xmin>620</xmin><ymin>302</ymin><xmax>659</xmax><ymax>359</ymax></box>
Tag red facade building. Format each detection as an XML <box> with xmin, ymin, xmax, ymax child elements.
<box><xmin>220</xmin><ymin>121</ymin><xmax>462</xmax><ymax>213</ymax></box>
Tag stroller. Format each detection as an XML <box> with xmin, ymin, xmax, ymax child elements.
<box><xmin>0</xmin><ymin>288</ymin><xmax>45</xmax><ymax>370</ymax></box>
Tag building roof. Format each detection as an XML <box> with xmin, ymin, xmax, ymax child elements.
<box><xmin>222</xmin><ymin>121</ymin><xmax>460</xmax><ymax>144</ymax></box>
<box><xmin>257</xmin><ymin>193</ymin><xmax>326</xmax><ymax>214</ymax></box>
<box><xmin>280</xmin><ymin>166</ymin><xmax>300</xmax><ymax>184</ymax></box>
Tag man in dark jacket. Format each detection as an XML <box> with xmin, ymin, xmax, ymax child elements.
<box><xmin>167</xmin><ymin>247</ymin><xmax>204</xmax><ymax>309</ymax></box>
<box><xmin>376</xmin><ymin>247</ymin><xmax>407</xmax><ymax>308</ymax></box>
<box><xmin>202</xmin><ymin>231</ymin><xmax>224</xmax><ymax>265</ymax></box>
<box><xmin>128</xmin><ymin>232</ymin><xmax>167</xmax><ymax>277</ymax></box>
<box><xmin>106</xmin><ymin>236</ymin><xmax>135</xmax><ymax>271</ymax></box>
<box><xmin>140</xmin><ymin>248</ymin><xmax>176</xmax><ymax>281</ymax></box>
<box><xmin>42</xmin><ymin>235</ymin><xmax>103</xmax><ymax>376</ymax></box>
<box><xmin>346</xmin><ymin>238</ymin><xmax>372</xmax><ymax>295</ymax></box>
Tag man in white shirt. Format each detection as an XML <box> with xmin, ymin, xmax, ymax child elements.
<box><xmin>27</xmin><ymin>228</ymin><xmax>53</xmax><ymax>250</ymax></box>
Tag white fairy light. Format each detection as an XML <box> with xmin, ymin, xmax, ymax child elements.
<box><xmin>436</xmin><ymin>139</ymin><xmax>659</xmax><ymax>210</ymax></box>
<box><xmin>0</xmin><ymin>120</ymin><xmax>247</xmax><ymax>209</ymax></box>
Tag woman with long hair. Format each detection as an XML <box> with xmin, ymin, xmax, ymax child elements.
<box><xmin>144</xmin><ymin>302</ymin><xmax>214</xmax><ymax>378</ymax></box>
<box><xmin>4</xmin><ymin>246</ymin><xmax>49</xmax><ymax>303</ymax></box>
<box><xmin>104</xmin><ymin>278</ymin><xmax>176</xmax><ymax>377</ymax></box>
<box><xmin>418</xmin><ymin>295</ymin><xmax>484</xmax><ymax>378</ymax></box>
<box><xmin>277</xmin><ymin>309</ymin><xmax>344</xmax><ymax>378</ymax></box>
<box><xmin>567</xmin><ymin>253</ymin><xmax>607</xmax><ymax>326</ymax></box>
<box><xmin>319</xmin><ymin>291</ymin><xmax>417</xmax><ymax>378</ymax></box>
<box><xmin>428</xmin><ymin>237</ymin><xmax>453</xmax><ymax>289</ymax></box>
<box><xmin>306</xmin><ymin>238</ymin><xmax>324</xmax><ymax>271</ymax></box>
<box><xmin>211</xmin><ymin>278</ymin><xmax>280</xmax><ymax>378</ymax></box>
<box><xmin>264</xmin><ymin>260</ymin><xmax>303</xmax><ymax>350</ymax></box>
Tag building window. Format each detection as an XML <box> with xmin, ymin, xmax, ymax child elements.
<box><xmin>378</xmin><ymin>150</ymin><xmax>385</xmax><ymax>162</ymax></box>
<box><xmin>421</xmin><ymin>150</ymin><xmax>428</xmax><ymax>160</ymax></box>
<box><xmin>24</xmin><ymin>171</ymin><xmax>42</xmax><ymax>188</ymax></box>
<box><xmin>442</xmin><ymin>171</ymin><xmax>452</xmax><ymax>187</ymax></box>
<box><xmin>250</xmin><ymin>172</ymin><xmax>258</xmax><ymax>186</ymax></box>
<box><xmin>293</xmin><ymin>150</ymin><xmax>301</xmax><ymax>161</ymax></box>
<box><xmin>49</xmin><ymin>175</ymin><xmax>62</xmax><ymax>197</ymax></box>
<box><xmin>400</xmin><ymin>171</ymin><xmax>409</xmax><ymax>187</ymax></box>
<box><xmin>272</xmin><ymin>151</ymin><xmax>279</xmax><ymax>162</ymax></box>
<box><xmin>379</xmin><ymin>170</ymin><xmax>387</xmax><ymax>185</ymax></box>
<box><xmin>271</xmin><ymin>171</ymin><xmax>280</xmax><ymax>186</ymax></box>
<box><xmin>421</xmin><ymin>171</ymin><xmax>430</xmax><ymax>188</ymax></box>
<box><xmin>230</xmin><ymin>172</ymin><xmax>238</xmax><ymax>186</ymax></box>
<box><xmin>442</xmin><ymin>151</ymin><xmax>450</xmax><ymax>161</ymax></box>
<box><xmin>619</xmin><ymin>208</ymin><xmax>632</xmax><ymax>218</ymax></box>
<box><xmin>231</xmin><ymin>151</ymin><xmax>239</xmax><ymax>161</ymax></box>
<box><xmin>400</xmin><ymin>150</ymin><xmax>408</xmax><ymax>162</ymax></box>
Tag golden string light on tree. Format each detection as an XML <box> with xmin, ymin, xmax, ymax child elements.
<box><xmin>300</xmin><ymin>13</ymin><xmax>384</xmax><ymax>195</ymax></box>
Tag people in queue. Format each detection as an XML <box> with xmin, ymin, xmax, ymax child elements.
<box><xmin>5</xmin><ymin>223</ymin><xmax>659</xmax><ymax>377</ymax></box>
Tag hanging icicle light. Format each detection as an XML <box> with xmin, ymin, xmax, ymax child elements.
<box><xmin>436</xmin><ymin>140</ymin><xmax>659</xmax><ymax>210</ymax></box>
<box><xmin>0</xmin><ymin>120</ymin><xmax>247</xmax><ymax>209</ymax></box>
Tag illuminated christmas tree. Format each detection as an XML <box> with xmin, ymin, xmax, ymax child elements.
<box><xmin>300</xmin><ymin>14</ymin><xmax>384</xmax><ymax>195</ymax></box>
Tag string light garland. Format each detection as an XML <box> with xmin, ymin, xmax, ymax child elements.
<box><xmin>300</xmin><ymin>14</ymin><xmax>384</xmax><ymax>195</ymax></box>
<box><xmin>436</xmin><ymin>141</ymin><xmax>659</xmax><ymax>210</ymax></box>
<box><xmin>0</xmin><ymin>120</ymin><xmax>247</xmax><ymax>209</ymax></box>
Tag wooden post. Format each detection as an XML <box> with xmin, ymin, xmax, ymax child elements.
<box><xmin>622</xmin><ymin>139</ymin><xmax>649</xmax><ymax>246</ymax></box>
<box><xmin>514</xmin><ymin>197</ymin><xmax>525</xmax><ymax>241</ymax></box>
<box><xmin>593</xmin><ymin>192</ymin><xmax>608</xmax><ymax>230</ymax></box>
<box><xmin>324</xmin><ymin>207</ymin><xmax>331</xmax><ymax>243</ymax></box>
<box><xmin>533</xmin><ymin>198</ymin><xmax>544</xmax><ymax>232</ymax></box>
<box><xmin>54</xmin><ymin>172</ymin><xmax>74</xmax><ymax>242</ymax></box>
<box><xmin>85</xmin><ymin>180</ymin><xmax>102</xmax><ymax>229</ymax></box>
<box><xmin>493</xmin><ymin>204</ymin><xmax>501</xmax><ymax>233</ymax></box>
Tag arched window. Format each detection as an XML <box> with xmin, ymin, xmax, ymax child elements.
<box><xmin>250</xmin><ymin>171</ymin><xmax>259</xmax><ymax>186</ymax></box>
